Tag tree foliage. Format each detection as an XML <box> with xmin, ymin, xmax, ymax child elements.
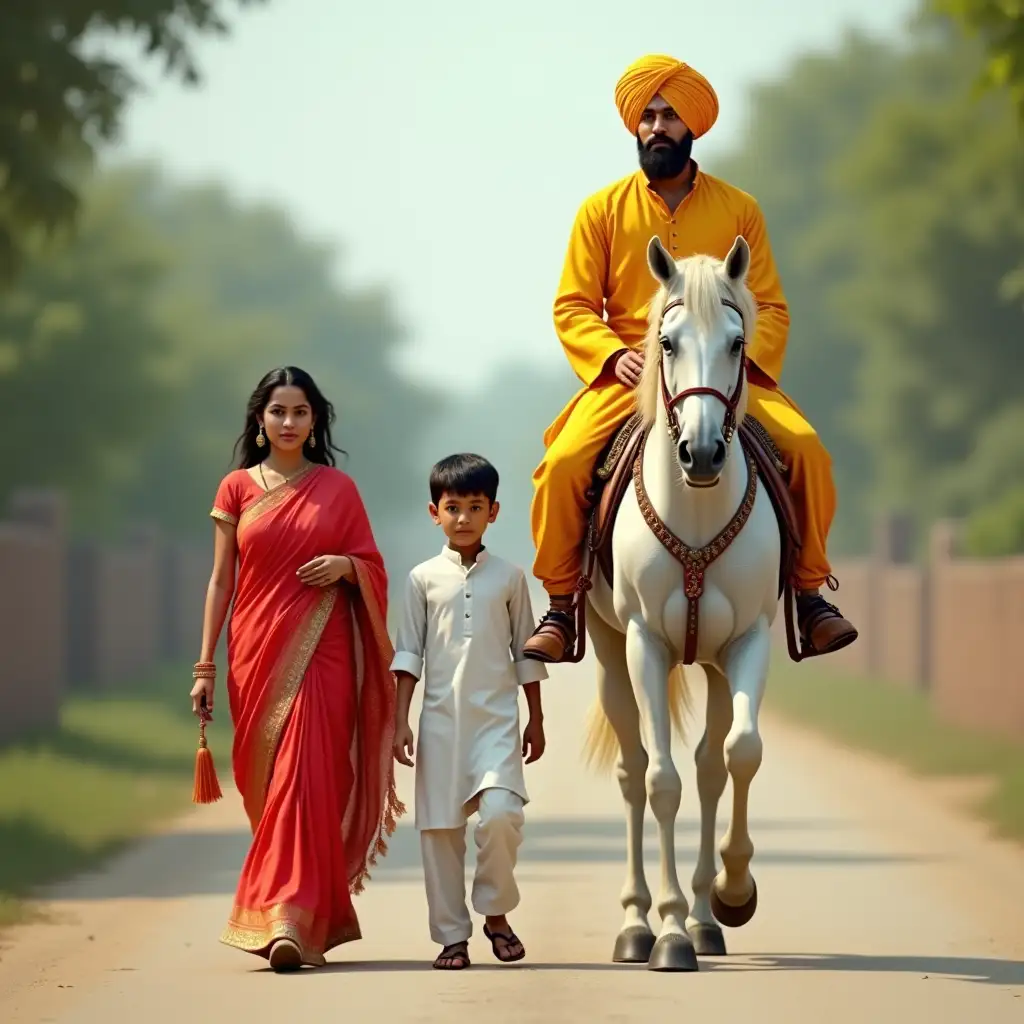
<box><xmin>708</xmin><ymin>31</ymin><xmax>909</xmax><ymax>554</ymax></box>
<box><xmin>929</xmin><ymin>0</ymin><xmax>1024</xmax><ymax>120</ymax></box>
<box><xmin>423</xmin><ymin>363</ymin><xmax>580</xmax><ymax>572</ymax></box>
<box><xmin>0</xmin><ymin>162</ymin><xmax>439</xmax><ymax>559</ymax></box>
<box><xmin>107</xmin><ymin>165</ymin><xmax>438</xmax><ymax>558</ymax></box>
<box><xmin>0</xmin><ymin>1</ymin><xmax>266</xmax><ymax>282</ymax></box>
<box><xmin>0</xmin><ymin>169</ymin><xmax>174</xmax><ymax>528</ymax></box>
<box><xmin>708</xmin><ymin>13</ymin><xmax>1024</xmax><ymax>556</ymax></box>
<box><xmin>826</xmin><ymin>36</ymin><xmax>1023</xmax><ymax>539</ymax></box>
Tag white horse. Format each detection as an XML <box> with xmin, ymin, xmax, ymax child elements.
<box><xmin>582</xmin><ymin>235</ymin><xmax>782</xmax><ymax>972</ymax></box>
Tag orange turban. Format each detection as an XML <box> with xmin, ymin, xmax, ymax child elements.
<box><xmin>614</xmin><ymin>54</ymin><xmax>719</xmax><ymax>139</ymax></box>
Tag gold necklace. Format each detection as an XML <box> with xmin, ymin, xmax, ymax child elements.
<box><xmin>258</xmin><ymin>459</ymin><xmax>310</xmax><ymax>492</ymax></box>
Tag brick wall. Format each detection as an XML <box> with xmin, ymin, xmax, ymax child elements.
<box><xmin>0</xmin><ymin>492</ymin><xmax>66</xmax><ymax>741</ymax></box>
<box><xmin>0</xmin><ymin>488</ymin><xmax>210</xmax><ymax>742</ymax></box>
<box><xmin>776</xmin><ymin>517</ymin><xmax>1024</xmax><ymax>741</ymax></box>
<box><xmin>2</xmin><ymin>489</ymin><xmax>1021</xmax><ymax>744</ymax></box>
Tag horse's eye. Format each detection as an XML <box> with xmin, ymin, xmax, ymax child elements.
<box><xmin>731</xmin><ymin>336</ymin><xmax>745</xmax><ymax>357</ymax></box>
<box><xmin>660</xmin><ymin>335</ymin><xmax>673</xmax><ymax>354</ymax></box>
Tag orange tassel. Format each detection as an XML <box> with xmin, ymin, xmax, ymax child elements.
<box><xmin>192</xmin><ymin>717</ymin><xmax>223</xmax><ymax>804</ymax></box>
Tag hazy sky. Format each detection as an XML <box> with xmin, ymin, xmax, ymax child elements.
<box><xmin>108</xmin><ymin>0</ymin><xmax>915</xmax><ymax>393</ymax></box>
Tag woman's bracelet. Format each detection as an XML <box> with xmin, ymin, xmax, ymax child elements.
<box><xmin>193</xmin><ymin>661</ymin><xmax>217</xmax><ymax>679</ymax></box>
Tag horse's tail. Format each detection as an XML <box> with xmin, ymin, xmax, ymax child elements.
<box><xmin>582</xmin><ymin>663</ymin><xmax>694</xmax><ymax>774</ymax></box>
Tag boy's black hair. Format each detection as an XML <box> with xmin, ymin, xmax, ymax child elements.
<box><xmin>429</xmin><ymin>453</ymin><xmax>499</xmax><ymax>506</ymax></box>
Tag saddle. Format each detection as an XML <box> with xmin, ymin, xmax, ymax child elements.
<box><xmin>581</xmin><ymin>412</ymin><xmax>806</xmax><ymax>661</ymax></box>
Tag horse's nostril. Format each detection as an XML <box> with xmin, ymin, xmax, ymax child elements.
<box><xmin>677</xmin><ymin>440</ymin><xmax>692</xmax><ymax>465</ymax></box>
<box><xmin>712</xmin><ymin>440</ymin><xmax>726</xmax><ymax>468</ymax></box>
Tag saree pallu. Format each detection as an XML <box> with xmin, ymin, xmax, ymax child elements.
<box><xmin>212</xmin><ymin>465</ymin><xmax>403</xmax><ymax>966</ymax></box>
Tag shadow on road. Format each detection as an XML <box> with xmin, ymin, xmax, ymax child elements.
<box><xmin>295</xmin><ymin>959</ymin><xmax>630</xmax><ymax>974</ymax></box>
<box><xmin>723</xmin><ymin>952</ymin><xmax>1024</xmax><ymax>987</ymax></box>
<box><xmin>39</xmin><ymin>817</ymin><xmax>933</xmax><ymax>901</ymax></box>
<box><xmin>261</xmin><ymin>953</ymin><xmax>1024</xmax><ymax>986</ymax></box>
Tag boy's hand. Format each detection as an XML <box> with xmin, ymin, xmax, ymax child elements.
<box><xmin>522</xmin><ymin>716</ymin><xmax>546</xmax><ymax>764</ymax></box>
<box><xmin>393</xmin><ymin>721</ymin><xmax>415</xmax><ymax>766</ymax></box>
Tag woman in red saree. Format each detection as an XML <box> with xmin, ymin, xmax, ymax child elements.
<box><xmin>190</xmin><ymin>366</ymin><xmax>403</xmax><ymax>972</ymax></box>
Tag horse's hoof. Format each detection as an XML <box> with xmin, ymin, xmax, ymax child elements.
<box><xmin>648</xmin><ymin>932</ymin><xmax>699</xmax><ymax>972</ymax></box>
<box><xmin>710</xmin><ymin>878</ymin><xmax>758</xmax><ymax>928</ymax></box>
<box><xmin>689</xmin><ymin>921</ymin><xmax>727</xmax><ymax>956</ymax></box>
<box><xmin>612</xmin><ymin>926</ymin><xmax>655</xmax><ymax>963</ymax></box>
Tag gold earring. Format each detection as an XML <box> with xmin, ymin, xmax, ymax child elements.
<box><xmin>256</xmin><ymin>425</ymin><xmax>266</xmax><ymax>448</ymax></box>
<box><xmin>307</xmin><ymin>432</ymin><xmax>316</xmax><ymax>448</ymax></box>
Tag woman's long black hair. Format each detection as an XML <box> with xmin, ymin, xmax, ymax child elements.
<box><xmin>232</xmin><ymin>366</ymin><xmax>347</xmax><ymax>469</ymax></box>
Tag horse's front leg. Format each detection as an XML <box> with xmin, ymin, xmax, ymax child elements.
<box><xmin>686</xmin><ymin>665</ymin><xmax>732</xmax><ymax>956</ymax></box>
<box><xmin>589</xmin><ymin>610</ymin><xmax>655</xmax><ymax>964</ymax></box>
<box><xmin>712</xmin><ymin>614</ymin><xmax>771</xmax><ymax>928</ymax></box>
<box><xmin>624</xmin><ymin>618</ymin><xmax>698</xmax><ymax>972</ymax></box>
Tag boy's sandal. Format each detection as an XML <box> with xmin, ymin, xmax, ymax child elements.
<box><xmin>483</xmin><ymin>924</ymin><xmax>526</xmax><ymax>963</ymax></box>
<box><xmin>433</xmin><ymin>941</ymin><xmax>471</xmax><ymax>970</ymax></box>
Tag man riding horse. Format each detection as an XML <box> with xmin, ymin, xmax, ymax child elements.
<box><xmin>522</xmin><ymin>53</ymin><xmax>858</xmax><ymax>664</ymax></box>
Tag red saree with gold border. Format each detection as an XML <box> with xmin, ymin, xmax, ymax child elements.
<box><xmin>210</xmin><ymin>464</ymin><xmax>403</xmax><ymax>966</ymax></box>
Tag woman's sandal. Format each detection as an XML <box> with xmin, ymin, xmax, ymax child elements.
<box><xmin>433</xmin><ymin>941</ymin><xmax>471</xmax><ymax>970</ymax></box>
<box><xmin>268</xmin><ymin>938</ymin><xmax>303</xmax><ymax>973</ymax></box>
<box><xmin>483</xmin><ymin>924</ymin><xmax>526</xmax><ymax>963</ymax></box>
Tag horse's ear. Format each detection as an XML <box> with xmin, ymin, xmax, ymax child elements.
<box><xmin>725</xmin><ymin>235</ymin><xmax>751</xmax><ymax>283</ymax></box>
<box><xmin>647</xmin><ymin>236</ymin><xmax>677</xmax><ymax>287</ymax></box>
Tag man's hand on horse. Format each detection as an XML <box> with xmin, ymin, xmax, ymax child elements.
<box><xmin>614</xmin><ymin>350</ymin><xmax>645</xmax><ymax>389</ymax></box>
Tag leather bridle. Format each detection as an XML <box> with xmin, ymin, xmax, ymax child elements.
<box><xmin>657</xmin><ymin>296</ymin><xmax>748</xmax><ymax>448</ymax></box>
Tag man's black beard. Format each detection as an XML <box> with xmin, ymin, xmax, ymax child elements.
<box><xmin>637</xmin><ymin>132</ymin><xmax>694</xmax><ymax>180</ymax></box>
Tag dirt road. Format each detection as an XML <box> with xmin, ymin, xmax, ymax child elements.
<box><xmin>1</xmin><ymin>653</ymin><xmax>1022</xmax><ymax>1023</ymax></box>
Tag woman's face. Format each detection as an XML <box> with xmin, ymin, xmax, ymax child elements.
<box><xmin>260</xmin><ymin>385</ymin><xmax>314</xmax><ymax>453</ymax></box>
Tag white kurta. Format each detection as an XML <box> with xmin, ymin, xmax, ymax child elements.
<box><xmin>390</xmin><ymin>546</ymin><xmax>548</xmax><ymax>831</ymax></box>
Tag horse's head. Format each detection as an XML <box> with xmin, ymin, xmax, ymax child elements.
<box><xmin>638</xmin><ymin>235</ymin><xmax>757</xmax><ymax>488</ymax></box>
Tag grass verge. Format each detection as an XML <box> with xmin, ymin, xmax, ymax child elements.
<box><xmin>0</xmin><ymin>665</ymin><xmax>232</xmax><ymax>928</ymax></box>
<box><xmin>766</xmin><ymin>659</ymin><xmax>1024</xmax><ymax>843</ymax></box>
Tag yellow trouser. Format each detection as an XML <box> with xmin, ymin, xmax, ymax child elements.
<box><xmin>530</xmin><ymin>381</ymin><xmax>835</xmax><ymax>594</ymax></box>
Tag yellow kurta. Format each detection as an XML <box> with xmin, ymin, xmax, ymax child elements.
<box><xmin>531</xmin><ymin>165</ymin><xmax>836</xmax><ymax>593</ymax></box>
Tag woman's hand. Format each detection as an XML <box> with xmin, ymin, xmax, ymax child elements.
<box><xmin>297</xmin><ymin>555</ymin><xmax>353</xmax><ymax>587</ymax></box>
<box><xmin>190</xmin><ymin>675</ymin><xmax>215</xmax><ymax>718</ymax></box>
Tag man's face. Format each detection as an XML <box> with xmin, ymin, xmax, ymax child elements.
<box><xmin>636</xmin><ymin>94</ymin><xmax>693</xmax><ymax>179</ymax></box>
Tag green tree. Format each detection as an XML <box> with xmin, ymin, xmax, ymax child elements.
<box><xmin>108</xmin><ymin>164</ymin><xmax>438</xmax><ymax>570</ymax></box>
<box><xmin>422</xmin><ymin>362</ymin><xmax>580</xmax><ymax>572</ymax></box>
<box><xmin>0</xmin><ymin>1</ymin><xmax>266</xmax><ymax>282</ymax></box>
<box><xmin>708</xmin><ymin>31</ymin><xmax>910</xmax><ymax>554</ymax></box>
<box><xmin>824</xmin><ymin>30</ymin><xmax>1024</xmax><ymax>549</ymax></box>
<box><xmin>0</xmin><ymin>168</ymin><xmax>175</xmax><ymax>527</ymax></box>
<box><xmin>930</xmin><ymin>0</ymin><xmax>1024</xmax><ymax>120</ymax></box>
<box><xmin>930</xmin><ymin>1</ymin><xmax>1024</xmax><ymax>305</ymax></box>
<box><xmin>963</xmin><ymin>482</ymin><xmax>1024</xmax><ymax>555</ymax></box>
<box><xmin>710</xmin><ymin>18</ymin><xmax>1023</xmax><ymax>555</ymax></box>
<box><xmin>955</xmin><ymin>404</ymin><xmax>1024</xmax><ymax>554</ymax></box>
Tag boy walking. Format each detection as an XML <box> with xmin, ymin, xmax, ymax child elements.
<box><xmin>391</xmin><ymin>454</ymin><xmax>547</xmax><ymax>970</ymax></box>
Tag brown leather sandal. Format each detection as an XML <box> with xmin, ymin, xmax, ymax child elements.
<box><xmin>433</xmin><ymin>941</ymin><xmax>471</xmax><ymax>970</ymax></box>
<box><xmin>483</xmin><ymin>924</ymin><xmax>526</xmax><ymax>963</ymax></box>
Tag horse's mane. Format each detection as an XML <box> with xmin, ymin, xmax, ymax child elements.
<box><xmin>635</xmin><ymin>254</ymin><xmax>758</xmax><ymax>428</ymax></box>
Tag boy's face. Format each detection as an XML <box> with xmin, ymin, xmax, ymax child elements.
<box><xmin>429</xmin><ymin>491</ymin><xmax>499</xmax><ymax>549</ymax></box>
